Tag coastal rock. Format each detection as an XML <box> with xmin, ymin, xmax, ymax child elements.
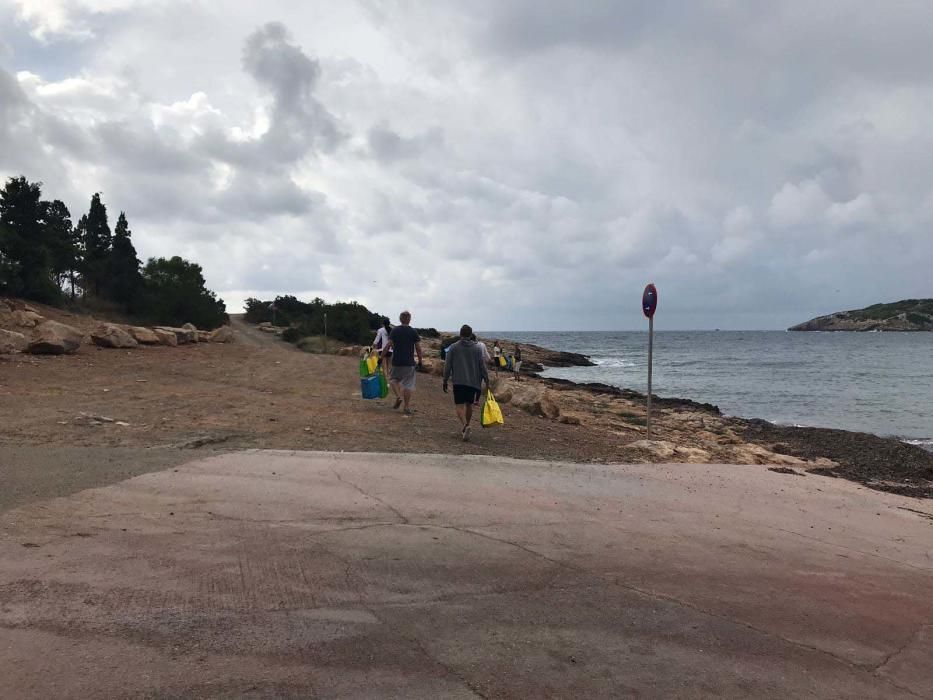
<box><xmin>628</xmin><ymin>440</ymin><xmax>677</xmax><ymax>459</ymax></box>
<box><xmin>558</xmin><ymin>413</ymin><xmax>582</xmax><ymax>425</ymax></box>
<box><xmin>492</xmin><ymin>385</ymin><xmax>513</xmax><ymax>404</ymax></box>
<box><xmin>337</xmin><ymin>345</ymin><xmax>363</xmax><ymax>356</ymax></box>
<box><xmin>0</xmin><ymin>328</ymin><xmax>28</xmax><ymax>354</ymax></box>
<box><xmin>626</xmin><ymin>440</ymin><xmax>712</xmax><ymax>463</ymax></box>
<box><xmin>127</xmin><ymin>326</ymin><xmax>161</xmax><ymax>345</ymax></box>
<box><xmin>197</xmin><ymin>330</ymin><xmax>211</xmax><ymax>343</ymax></box>
<box><xmin>182</xmin><ymin>322</ymin><xmax>198</xmax><ymax>332</ymax></box>
<box><xmin>152</xmin><ymin>328</ymin><xmax>178</xmax><ymax>346</ymax></box>
<box><xmin>723</xmin><ymin>444</ymin><xmax>806</xmax><ymax>466</ymax></box>
<box><xmin>209</xmin><ymin>326</ymin><xmax>235</xmax><ymax>343</ymax></box>
<box><xmin>91</xmin><ymin>323</ymin><xmax>139</xmax><ymax>349</ymax></box>
<box><xmin>508</xmin><ymin>383</ymin><xmax>561</xmax><ymax>419</ymax></box>
<box><xmin>419</xmin><ymin>358</ymin><xmax>444</xmax><ymax>376</ymax></box>
<box><xmin>27</xmin><ymin>320</ymin><xmax>84</xmax><ymax>355</ymax></box>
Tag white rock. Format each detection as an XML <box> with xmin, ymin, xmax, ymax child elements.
<box><xmin>91</xmin><ymin>323</ymin><xmax>139</xmax><ymax>349</ymax></box>
<box><xmin>127</xmin><ymin>326</ymin><xmax>161</xmax><ymax>345</ymax></box>
<box><xmin>27</xmin><ymin>320</ymin><xmax>85</xmax><ymax>355</ymax></box>
<box><xmin>209</xmin><ymin>326</ymin><xmax>235</xmax><ymax>343</ymax></box>
<box><xmin>0</xmin><ymin>328</ymin><xmax>28</xmax><ymax>354</ymax></box>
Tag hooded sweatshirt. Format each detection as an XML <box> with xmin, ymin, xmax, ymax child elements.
<box><xmin>443</xmin><ymin>338</ymin><xmax>489</xmax><ymax>390</ymax></box>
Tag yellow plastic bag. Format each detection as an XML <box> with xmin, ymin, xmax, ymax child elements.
<box><xmin>498</xmin><ymin>356</ymin><xmax>506</xmax><ymax>367</ymax></box>
<box><xmin>482</xmin><ymin>390</ymin><xmax>504</xmax><ymax>428</ymax></box>
<box><xmin>366</xmin><ymin>353</ymin><xmax>379</xmax><ymax>375</ymax></box>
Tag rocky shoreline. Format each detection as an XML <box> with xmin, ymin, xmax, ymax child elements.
<box><xmin>486</xmin><ymin>338</ymin><xmax>933</xmax><ymax>499</ymax></box>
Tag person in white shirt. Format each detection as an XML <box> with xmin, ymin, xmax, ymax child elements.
<box><xmin>372</xmin><ymin>318</ymin><xmax>392</xmax><ymax>375</ymax></box>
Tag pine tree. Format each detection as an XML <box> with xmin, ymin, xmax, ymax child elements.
<box><xmin>41</xmin><ymin>199</ymin><xmax>80</xmax><ymax>299</ymax></box>
<box><xmin>0</xmin><ymin>176</ymin><xmax>58</xmax><ymax>302</ymax></box>
<box><xmin>73</xmin><ymin>214</ymin><xmax>88</xmax><ymax>297</ymax></box>
<box><xmin>107</xmin><ymin>211</ymin><xmax>142</xmax><ymax>307</ymax></box>
<box><xmin>82</xmin><ymin>192</ymin><xmax>111</xmax><ymax>297</ymax></box>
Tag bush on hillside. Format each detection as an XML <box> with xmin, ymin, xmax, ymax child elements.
<box><xmin>245</xmin><ymin>295</ymin><xmax>384</xmax><ymax>345</ymax></box>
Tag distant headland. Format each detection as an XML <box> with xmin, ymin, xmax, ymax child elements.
<box><xmin>789</xmin><ymin>299</ymin><xmax>933</xmax><ymax>332</ymax></box>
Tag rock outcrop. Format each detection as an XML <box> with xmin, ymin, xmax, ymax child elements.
<box><xmin>26</xmin><ymin>320</ymin><xmax>85</xmax><ymax>355</ymax></box>
<box><xmin>91</xmin><ymin>323</ymin><xmax>139</xmax><ymax>349</ymax></box>
<box><xmin>0</xmin><ymin>328</ymin><xmax>28</xmax><ymax>354</ymax></box>
<box><xmin>499</xmin><ymin>382</ymin><xmax>561</xmax><ymax>419</ymax></box>
<box><xmin>790</xmin><ymin>299</ymin><xmax>933</xmax><ymax>331</ymax></box>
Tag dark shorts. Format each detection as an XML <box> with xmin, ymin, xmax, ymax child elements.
<box><xmin>453</xmin><ymin>384</ymin><xmax>481</xmax><ymax>405</ymax></box>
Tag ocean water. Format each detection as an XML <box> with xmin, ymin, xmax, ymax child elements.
<box><xmin>496</xmin><ymin>331</ymin><xmax>933</xmax><ymax>447</ymax></box>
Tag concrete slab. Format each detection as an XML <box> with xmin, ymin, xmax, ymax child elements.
<box><xmin>1</xmin><ymin>451</ymin><xmax>931</xmax><ymax>698</ymax></box>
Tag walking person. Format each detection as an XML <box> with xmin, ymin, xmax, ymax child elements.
<box><xmin>372</xmin><ymin>318</ymin><xmax>392</xmax><ymax>376</ymax></box>
<box><xmin>473</xmin><ymin>335</ymin><xmax>492</xmax><ymax>371</ymax></box>
<box><xmin>443</xmin><ymin>325</ymin><xmax>489</xmax><ymax>441</ymax></box>
<box><xmin>381</xmin><ymin>310</ymin><xmax>423</xmax><ymax>416</ymax></box>
<box><xmin>493</xmin><ymin>341</ymin><xmax>502</xmax><ymax>376</ymax></box>
<box><xmin>513</xmin><ymin>344</ymin><xmax>523</xmax><ymax>381</ymax></box>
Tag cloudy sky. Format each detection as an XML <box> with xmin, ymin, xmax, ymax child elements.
<box><xmin>2</xmin><ymin>1</ymin><xmax>932</xmax><ymax>330</ymax></box>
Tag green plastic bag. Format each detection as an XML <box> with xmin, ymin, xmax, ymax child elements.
<box><xmin>378</xmin><ymin>368</ymin><xmax>389</xmax><ymax>398</ymax></box>
<box><xmin>359</xmin><ymin>358</ymin><xmax>369</xmax><ymax>377</ymax></box>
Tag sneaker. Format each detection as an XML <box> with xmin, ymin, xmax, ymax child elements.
<box><xmin>403</xmin><ymin>408</ymin><xmax>413</xmax><ymax>416</ymax></box>
<box><xmin>462</xmin><ymin>425</ymin><xmax>471</xmax><ymax>442</ymax></box>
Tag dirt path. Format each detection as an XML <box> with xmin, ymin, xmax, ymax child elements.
<box><xmin>227</xmin><ymin>314</ymin><xmax>291</xmax><ymax>349</ymax></box>
<box><xmin>0</xmin><ymin>320</ymin><xmax>637</xmax><ymax>494</ymax></box>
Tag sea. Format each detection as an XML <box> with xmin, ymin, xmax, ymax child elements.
<box><xmin>495</xmin><ymin>331</ymin><xmax>933</xmax><ymax>450</ymax></box>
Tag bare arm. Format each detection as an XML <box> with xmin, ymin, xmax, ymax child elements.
<box><xmin>416</xmin><ymin>341</ymin><xmax>424</xmax><ymax>365</ymax></box>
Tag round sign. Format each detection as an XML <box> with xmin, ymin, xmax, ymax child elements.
<box><xmin>642</xmin><ymin>283</ymin><xmax>658</xmax><ymax>318</ymax></box>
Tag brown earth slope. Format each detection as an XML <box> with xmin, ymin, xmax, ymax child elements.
<box><xmin>3</xmin><ymin>312</ymin><xmax>931</xmax><ymax>501</ymax></box>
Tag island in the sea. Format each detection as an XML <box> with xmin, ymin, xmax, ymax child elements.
<box><xmin>789</xmin><ymin>298</ymin><xmax>933</xmax><ymax>331</ymax></box>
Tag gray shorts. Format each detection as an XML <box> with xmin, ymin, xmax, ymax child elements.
<box><xmin>390</xmin><ymin>365</ymin><xmax>417</xmax><ymax>391</ymax></box>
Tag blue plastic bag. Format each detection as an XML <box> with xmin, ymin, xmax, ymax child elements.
<box><xmin>361</xmin><ymin>375</ymin><xmax>381</xmax><ymax>400</ymax></box>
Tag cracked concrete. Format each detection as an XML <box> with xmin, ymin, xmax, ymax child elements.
<box><xmin>1</xmin><ymin>450</ymin><xmax>932</xmax><ymax>698</ymax></box>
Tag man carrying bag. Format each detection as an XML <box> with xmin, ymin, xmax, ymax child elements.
<box><xmin>443</xmin><ymin>324</ymin><xmax>489</xmax><ymax>442</ymax></box>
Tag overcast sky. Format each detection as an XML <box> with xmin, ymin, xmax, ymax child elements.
<box><xmin>2</xmin><ymin>1</ymin><xmax>932</xmax><ymax>330</ymax></box>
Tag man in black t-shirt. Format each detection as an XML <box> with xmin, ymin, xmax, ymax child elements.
<box><xmin>381</xmin><ymin>310</ymin><xmax>423</xmax><ymax>415</ymax></box>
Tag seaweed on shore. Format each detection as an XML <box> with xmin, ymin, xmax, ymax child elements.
<box><xmin>739</xmin><ymin>419</ymin><xmax>933</xmax><ymax>499</ymax></box>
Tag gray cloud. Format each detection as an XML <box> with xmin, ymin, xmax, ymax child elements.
<box><xmin>242</xmin><ymin>22</ymin><xmax>344</xmax><ymax>160</ymax></box>
<box><xmin>367</xmin><ymin>122</ymin><xmax>443</xmax><ymax>162</ymax></box>
<box><xmin>1</xmin><ymin>3</ymin><xmax>932</xmax><ymax>330</ymax></box>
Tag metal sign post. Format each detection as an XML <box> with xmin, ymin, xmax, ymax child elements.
<box><xmin>323</xmin><ymin>312</ymin><xmax>328</xmax><ymax>351</ymax></box>
<box><xmin>642</xmin><ymin>283</ymin><xmax>658</xmax><ymax>438</ymax></box>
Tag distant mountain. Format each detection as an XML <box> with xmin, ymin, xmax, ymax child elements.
<box><xmin>789</xmin><ymin>299</ymin><xmax>933</xmax><ymax>331</ymax></box>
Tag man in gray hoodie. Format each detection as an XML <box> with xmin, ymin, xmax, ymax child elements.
<box><xmin>443</xmin><ymin>324</ymin><xmax>490</xmax><ymax>441</ymax></box>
